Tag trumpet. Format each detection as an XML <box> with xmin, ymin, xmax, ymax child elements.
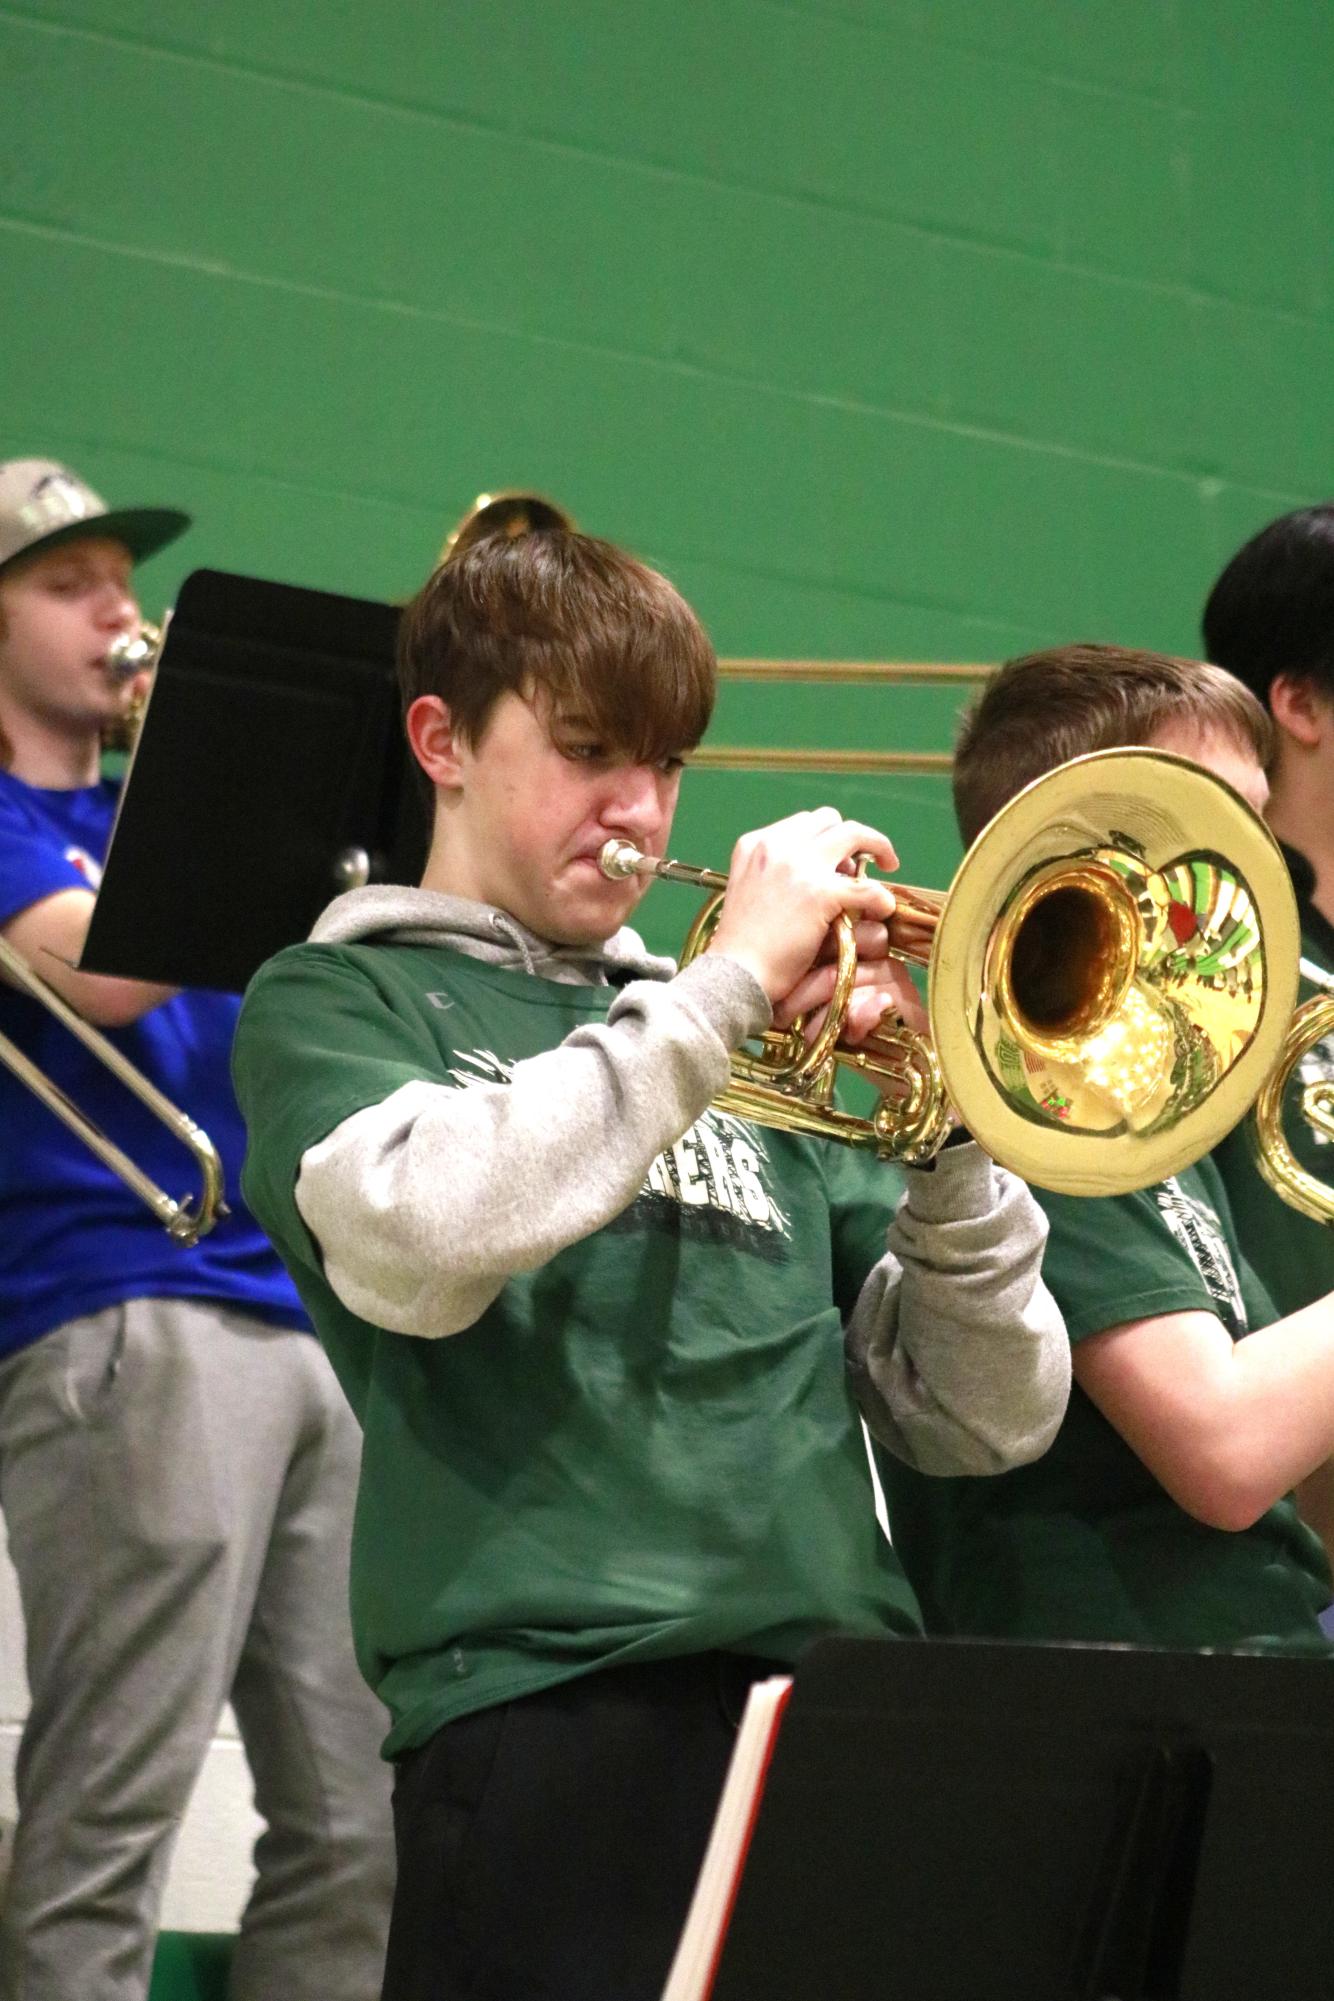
<box><xmin>0</xmin><ymin>932</ymin><xmax>226</xmax><ymax>1245</ymax></box>
<box><xmin>601</xmin><ymin>841</ymin><xmax>954</xmax><ymax>1162</ymax></box>
<box><xmin>604</xmin><ymin>748</ymin><xmax>1323</xmax><ymax>1203</ymax></box>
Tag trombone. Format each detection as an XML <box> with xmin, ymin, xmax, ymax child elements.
<box><xmin>439</xmin><ymin>491</ymin><xmax>574</xmax><ymax>567</ymax></box>
<box><xmin>101</xmin><ymin>616</ymin><xmax>163</xmax><ymax>753</ymax></box>
<box><xmin>3</xmin><ymin>611</ymin><xmax>224</xmax><ymax>1245</ymax></box>
<box><xmin>604</xmin><ymin>747</ymin><xmax>1328</xmax><ymax>1206</ymax></box>
<box><xmin>0</xmin><ymin>933</ymin><xmax>226</xmax><ymax>1246</ymax></box>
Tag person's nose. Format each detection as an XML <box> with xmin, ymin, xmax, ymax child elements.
<box><xmin>600</xmin><ymin>764</ymin><xmax>668</xmax><ymax>837</ymax></box>
<box><xmin>94</xmin><ymin>581</ymin><xmax>139</xmax><ymax>633</ymax></box>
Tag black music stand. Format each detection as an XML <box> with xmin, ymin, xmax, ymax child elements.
<box><xmin>708</xmin><ymin>1635</ymin><xmax>1334</xmax><ymax>2001</ymax></box>
<box><xmin>83</xmin><ymin>569</ymin><xmax>426</xmax><ymax>992</ymax></box>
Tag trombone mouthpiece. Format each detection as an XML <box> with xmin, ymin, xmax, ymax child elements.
<box><xmin>105</xmin><ymin>626</ymin><xmax>158</xmax><ymax>683</ymax></box>
<box><xmin>599</xmin><ymin>839</ymin><xmax>645</xmax><ymax>881</ymax></box>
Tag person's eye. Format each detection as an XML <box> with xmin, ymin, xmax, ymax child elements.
<box><xmin>658</xmin><ymin>754</ymin><xmax>686</xmax><ymax>775</ymax></box>
<box><xmin>563</xmin><ymin>741</ymin><xmax>607</xmax><ymax>764</ymax></box>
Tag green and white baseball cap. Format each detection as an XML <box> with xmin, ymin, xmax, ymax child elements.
<box><xmin>0</xmin><ymin>458</ymin><xmax>190</xmax><ymax>578</ymax></box>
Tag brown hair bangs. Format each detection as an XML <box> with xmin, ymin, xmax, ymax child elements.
<box><xmin>398</xmin><ymin>529</ymin><xmax>716</xmax><ymax>766</ymax></box>
<box><xmin>953</xmin><ymin>643</ymin><xmax>1274</xmax><ymax>846</ymax></box>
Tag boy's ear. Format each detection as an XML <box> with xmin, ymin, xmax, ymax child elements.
<box><xmin>406</xmin><ymin>695</ymin><xmax>468</xmax><ymax>787</ymax></box>
<box><xmin>1269</xmin><ymin>673</ymin><xmax>1332</xmax><ymax>751</ymax></box>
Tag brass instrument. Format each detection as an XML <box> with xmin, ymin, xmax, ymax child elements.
<box><xmin>3</xmin><ymin>609</ymin><xmax>224</xmax><ymax>1244</ymax></box>
<box><xmin>603</xmin><ymin>748</ymin><xmax>1309</xmax><ymax>1198</ymax></box>
<box><xmin>600</xmin><ymin>840</ymin><xmax>953</xmax><ymax>1162</ymax></box>
<box><xmin>1249</xmin><ymin>958</ymin><xmax>1334</xmax><ymax>1224</ymax></box>
<box><xmin>0</xmin><ymin>933</ymin><xmax>226</xmax><ymax>1245</ymax></box>
<box><xmin>102</xmin><ymin>616</ymin><xmax>163</xmax><ymax>753</ymax></box>
<box><xmin>106</xmin><ymin>618</ymin><xmax>161</xmax><ymax>681</ymax></box>
<box><xmin>439</xmin><ymin>491</ymin><xmax>575</xmax><ymax>566</ymax></box>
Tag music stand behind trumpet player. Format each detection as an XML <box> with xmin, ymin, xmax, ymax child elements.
<box><xmin>83</xmin><ymin>568</ymin><xmax>425</xmax><ymax>993</ymax></box>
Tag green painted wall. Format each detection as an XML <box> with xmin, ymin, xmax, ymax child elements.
<box><xmin>4</xmin><ymin>0</ymin><xmax>1333</xmax><ymax>943</ymax></box>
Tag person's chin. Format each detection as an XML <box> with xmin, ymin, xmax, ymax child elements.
<box><xmin>551</xmin><ymin>911</ymin><xmax>623</xmax><ymax>950</ymax></box>
<box><xmin>543</xmin><ymin>888</ymin><xmax>631</xmax><ymax>950</ymax></box>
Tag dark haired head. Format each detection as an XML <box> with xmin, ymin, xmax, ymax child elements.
<box><xmin>398</xmin><ymin>529</ymin><xmax>716</xmax><ymax>772</ymax></box>
<box><xmin>1202</xmin><ymin>504</ymin><xmax>1334</xmax><ymax>704</ymax></box>
<box><xmin>952</xmin><ymin>643</ymin><xmax>1272</xmax><ymax>846</ymax></box>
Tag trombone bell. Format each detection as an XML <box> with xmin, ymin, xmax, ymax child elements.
<box><xmin>440</xmin><ymin>492</ymin><xmax>574</xmax><ymax>567</ymax></box>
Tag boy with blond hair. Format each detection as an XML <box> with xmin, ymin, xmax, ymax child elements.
<box><xmin>0</xmin><ymin>458</ymin><xmax>392</xmax><ymax>2001</ymax></box>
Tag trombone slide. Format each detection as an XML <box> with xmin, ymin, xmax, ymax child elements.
<box><xmin>0</xmin><ymin>934</ymin><xmax>225</xmax><ymax>1246</ymax></box>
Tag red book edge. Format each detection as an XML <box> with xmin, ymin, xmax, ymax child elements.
<box><xmin>699</xmin><ymin>1679</ymin><xmax>795</xmax><ymax>2000</ymax></box>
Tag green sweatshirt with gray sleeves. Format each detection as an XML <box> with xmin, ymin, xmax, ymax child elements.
<box><xmin>233</xmin><ymin>885</ymin><xmax>1068</xmax><ymax>1755</ymax></box>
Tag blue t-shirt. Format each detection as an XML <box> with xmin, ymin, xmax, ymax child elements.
<box><xmin>0</xmin><ymin>769</ymin><xmax>308</xmax><ymax>1355</ymax></box>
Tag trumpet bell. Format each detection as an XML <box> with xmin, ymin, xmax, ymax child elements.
<box><xmin>604</xmin><ymin>748</ymin><xmax>1305</xmax><ymax>1197</ymax></box>
<box><xmin>933</xmin><ymin>749</ymin><xmax>1301</xmax><ymax>1196</ymax></box>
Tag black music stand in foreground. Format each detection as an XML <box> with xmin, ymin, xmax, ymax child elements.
<box><xmin>709</xmin><ymin>1636</ymin><xmax>1334</xmax><ymax>2001</ymax></box>
<box><xmin>83</xmin><ymin>568</ymin><xmax>426</xmax><ymax>992</ymax></box>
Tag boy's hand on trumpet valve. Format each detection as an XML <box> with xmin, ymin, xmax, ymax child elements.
<box><xmin>772</xmin><ymin>933</ymin><xmax>928</xmax><ymax>1045</ymax></box>
<box><xmin>704</xmin><ymin>809</ymin><xmax>901</xmax><ymax>1005</ymax></box>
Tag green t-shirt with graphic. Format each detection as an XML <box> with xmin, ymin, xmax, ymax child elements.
<box><xmin>1211</xmin><ymin>880</ymin><xmax>1334</xmax><ymax>1318</ymax></box>
<box><xmin>234</xmin><ymin>939</ymin><xmax>920</xmax><ymax>1756</ymax></box>
<box><xmin>879</xmin><ymin>1156</ymin><xmax>1333</xmax><ymax>1651</ymax></box>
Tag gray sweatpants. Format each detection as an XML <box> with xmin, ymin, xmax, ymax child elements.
<box><xmin>0</xmin><ymin>1297</ymin><xmax>395</xmax><ymax>2001</ymax></box>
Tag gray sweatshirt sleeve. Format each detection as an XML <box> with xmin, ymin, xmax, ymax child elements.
<box><xmin>293</xmin><ymin>954</ymin><xmax>770</xmax><ymax>1338</ymax></box>
<box><xmin>845</xmin><ymin>1144</ymin><xmax>1070</xmax><ymax>1476</ymax></box>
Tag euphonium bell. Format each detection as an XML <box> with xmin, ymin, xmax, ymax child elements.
<box><xmin>1248</xmin><ymin>967</ymin><xmax>1334</xmax><ymax>1225</ymax></box>
<box><xmin>604</xmin><ymin>748</ymin><xmax>1307</xmax><ymax>1199</ymax></box>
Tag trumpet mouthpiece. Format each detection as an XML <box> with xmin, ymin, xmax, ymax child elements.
<box><xmin>599</xmin><ymin>839</ymin><xmax>645</xmax><ymax>881</ymax></box>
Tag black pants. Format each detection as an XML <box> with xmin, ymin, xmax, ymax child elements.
<box><xmin>381</xmin><ymin>1652</ymin><xmax>786</xmax><ymax>2001</ymax></box>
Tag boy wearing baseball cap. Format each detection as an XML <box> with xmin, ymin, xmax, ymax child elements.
<box><xmin>0</xmin><ymin>460</ymin><xmax>393</xmax><ymax>2001</ymax></box>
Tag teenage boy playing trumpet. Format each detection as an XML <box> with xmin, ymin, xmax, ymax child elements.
<box><xmin>233</xmin><ymin>526</ymin><xmax>1069</xmax><ymax>2001</ymax></box>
